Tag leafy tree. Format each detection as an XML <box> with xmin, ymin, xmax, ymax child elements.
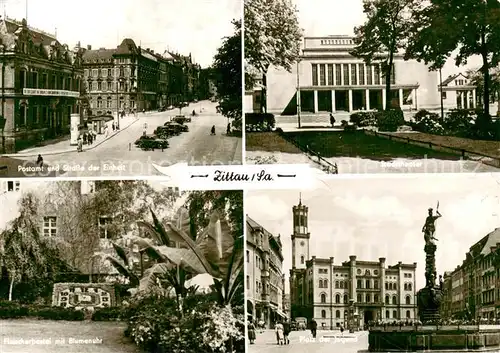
<box><xmin>244</xmin><ymin>0</ymin><xmax>302</xmax><ymax>112</ymax></box>
<box><xmin>351</xmin><ymin>0</ymin><xmax>419</xmax><ymax>110</ymax></box>
<box><xmin>405</xmin><ymin>0</ymin><xmax>500</xmax><ymax>117</ymax></box>
<box><xmin>466</xmin><ymin>67</ymin><xmax>500</xmax><ymax>114</ymax></box>
<box><xmin>212</xmin><ymin>20</ymin><xmax>242</xmax><ymax>122</ymax></box>
<box><xmin>0</xmin><ymin>193</ymin><xmax>72</xmax><ymax>301</ymax></box>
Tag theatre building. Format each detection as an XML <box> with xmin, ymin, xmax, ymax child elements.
<box><xmin>266</xmin><ymin>35</ymin><xmax>440</xmax><ymax>116</ymax></box>
<box><xmin>289</xmin><ymin>197</ymin><xmax>417</xmax><ymax>329</ymax></box>
<box><xmin>0</xmin><ymin>17</ymin><xmax>83</xmax><ymax>153</ymax></box>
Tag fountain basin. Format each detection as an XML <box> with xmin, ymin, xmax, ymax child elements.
<box><xmin>369</xmin><ymin>325</ymin><xmax>500</xmax><ymax>351</ymax></box>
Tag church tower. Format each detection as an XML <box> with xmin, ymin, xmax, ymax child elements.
<box><xmin>291</xmin><ymin>194</ymin><xmax>310</xmax><ymax>269</ymax></box>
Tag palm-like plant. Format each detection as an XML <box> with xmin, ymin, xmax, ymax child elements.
<box><xmin>94</xmin><ymin>242</ymin><xmax>140</xmax><ymax>287</ymax></box>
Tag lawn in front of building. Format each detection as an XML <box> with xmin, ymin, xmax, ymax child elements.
<box><xmin>0</xmin><ymin>319</ymin><xmax>140</xmax><ymax>353</ymax></box>
<box><xmin>284</xmin><ymin>131</ymin><xmax>461</xmax><ymax>160</ymax></box>
<box><xmin>246</xmin><ymin>132</ymin><xmax>302</xmax><ymax>154</ymax></box>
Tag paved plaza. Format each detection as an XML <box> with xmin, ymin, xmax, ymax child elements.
<box><xmin>248</xmin><ymin>329</ymin><xmax>369</xmax><ymax>353</ymax></box>
<box><xmin>1</xmin><ymin>101</ymin><xmax>242</xmax><ymax>177</ymax></box>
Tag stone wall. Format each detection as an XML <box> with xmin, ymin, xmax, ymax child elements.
<box><xmin>52</xmin><ymin>283</ymin><xmax>116</xmax><ymax>310</ymax></box>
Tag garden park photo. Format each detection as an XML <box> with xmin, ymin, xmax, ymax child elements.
<box><xmin>0</xmin><ymin>181</ymin><xmax>244</xmax><ymax>353</ymax></box>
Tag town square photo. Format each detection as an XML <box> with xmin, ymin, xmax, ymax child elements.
<box><xmin>244</xmin><ymin>0</ymin><xmax>500</xmax><ymax>174</ymax></box>
<box><xmin>245</xmin><ymin>174</ymin><xmax>500</xmax><ymax>352</ymax></box>
<box><xmin>0</xmin><ymin>0</ymin><xmax>242</xmax><ymax>177</ymax></box>
<box><xmin>0</xmin><ymin>181</ymin><xmax>244</xmax><ymax>353</ymax></box>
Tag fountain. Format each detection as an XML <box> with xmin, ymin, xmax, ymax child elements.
<box><xmin>368</xmin><ymin>205</ymin><xmax>500</xmax><ymax>352</ymax></box>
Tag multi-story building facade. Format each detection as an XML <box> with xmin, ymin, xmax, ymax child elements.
<box><xmin>265</xmin><ymin>35</ymin><xmax>441</xmax><ymax>116</ymax></box>
<box><xmin>289</xmin><ymin>197</ymin><xmax>417</xmax><ymax>329</ymax></box>
<box><xmin>441</xmin><ymin>227</ymin><xmax>500</xmax><ymax>321</ymax></box>
<box><xmin>0</xmin><ymin>17</ymin><xmax>84</xmax><ymax>152</ymax></box>
<box><xmin>439</xmin><ymin>73</ymin><xmax>476</xmax><ymax>110</ymax></box>
<box><xmin>246</xmin><ymin>215</ymin><xmax>286</xmax><ymax>327</ymax></box>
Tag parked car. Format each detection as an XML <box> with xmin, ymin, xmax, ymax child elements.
<box><xmin>173</xmin><ymin>115</ymin><xmax>191</xmax><ymax>124</ymax></box>
<box><xmin>135</xmin><ymin>135</ymin><xmax>169</xmax><ymax>150</ymax></box>
<box><xmin>295</xmin><ymin>317</ymin><xmax>307</xmax><ymax>331</ymax></box>
<box><xmin>290</xmin><ymin>322</ymin><xmax>298</xmax><ymax>331</ymax></box>
<box><xmin>162</xmin><ymin>122</ymin><xmax>188</xmax><ymax>134</ymax></box>
<box><xmin>158</xmin><ymin>106</ymin><xmax>166</xmax><ymax>112</ymax></box>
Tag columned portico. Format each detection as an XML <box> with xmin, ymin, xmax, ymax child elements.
<box><xmin>472</xmin><ymin>90</ymin><xmax>476</xmax><ymax>108</ymax></box>
<box><xmin>365</xmin><ymin>89</ymin><xmax>370</xmax><ymax>110</ymax></box>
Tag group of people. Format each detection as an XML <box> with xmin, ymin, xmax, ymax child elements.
<box><xmin>76</xmin><ymin>130</ymin><xmax>98</xmax><ymax>152</ymax></box>
<box><xmin>274</xmin><ymin>319</ymin><xmax>292</xmax><ymax>345</ymax></box>
<box><xmin>209</xmin><ymin>123</ymin><xmax>232</xmax><ymax>136</ymax></box>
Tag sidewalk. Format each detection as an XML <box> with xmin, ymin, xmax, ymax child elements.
<box><xmin>2</xmin><ymin>112</ymin><xmax>145</xmax><ymax>158</ymax></box>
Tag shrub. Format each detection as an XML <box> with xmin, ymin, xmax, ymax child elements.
<box><xmin>376</xmin><ymin>110</ymin><xmax>405</xmax><ymax>132</ymax></box>
<box><xmin>126</xmin><ymin>294</ymin><xmax>244</xmax><ymax>353</ymax></box>
<box><xmin>412</xmin><ymin>111</ymin><xmax>444</xmax><ymax>134</ymax></box>
<box><xmin>0</xmin><ymin>302</ymin><xmax>30</xmax><ymax>318</ymax></box>
<box><xmin>343</xmin><ymin>124</ymin><xmax>357</xmax><ymax>132</ymax></box>
<box><xmin>350</xmin><ymin>112</ymin><xmax>377</xmax><ymax>127</ymax></box>
<box><xmin>0</xmin><ymin>301</ymin><xmax>84</xmax><ymax>320</ymax></box>
<box><xmin>245</xmin><ymin>113</ymin><xmax>275</xmax><ymax>132</ymax></box>
<box><xmin>92</xmin><ymin>307</ymin><xmax>123</xmax><ymax>321</ymax></box>
<box><xmin>340</xmin><ymin>120</ymin><xmax>349</xmax><ymax>127</ymax></box>
<box><xmin>443</xmin><ymin>109</ymin><xmax>475</xmax><ymax>137</ymax></box>
<box><xmin>413</xmin><ymin>109</ymin><xmax>432</xmax><ymax>123</ymax></box>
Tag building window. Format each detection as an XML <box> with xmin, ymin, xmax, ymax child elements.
<box><xmin>107</xmin><ymin>97</ymin><xmax>112</xmax><ymax>108</ymax></box>
<box><xmin>385</xmin><ymin>295</ymin><xmax>389</xmax><ymax>304</ymax></box>
<box><xmin>351</xmin><ymin>64</ymin><xmax>357</xmax><ymax>85</ymax></box>
<box><xmin>374</xmin><ymin>65</ymin><xmax>380</xmax><ymax>85</ymax></box>
<box><xmin>343</xmin><ymin>64</ymin><xmax>349</xmax><ymax>85</ymax></box>
<box><xmin>43</xmin><ymin>216</ymin><xmax>57</xmax><ymax>237</ymax></box>
<box><xmin>344</xmin><ymin>294</ymin><xmax>348</xmax><ymax>303</ymax></box>
<box><xmin>246</xmin><ymin>276</ymin><xmax>250</xmax><ymax>288</ymax></box>
<box><xmin>323</xmin><ymin>280</ymin><xmax>328</xmax><ymax>288</ymax></box>
<box><xmin>374</xmin><ymin>294</ymin><xmax>379</xmax><ymax>303</ymax></box>
<box><xmin>321</xmin><ymin>293</ymin><xmax>326</xmax><ymax>303</ymax></box>
<box><xmin>406</xmin><ymin>296</ymin><xmax>411</xmax><ymax>305</ymax></box>
<box><xmin>406</xmin><ymin>310</ymin><xmax>411</xmax><ymax>319</ymax></box>
<box><xmin>357</xmin><ymin>294</ymin><xmax>362</xmax><ymax>303</ymax></box>
<box><xmin>321</xmin><ymin>310</ymin><xmax>326</xmax><ymax>319</ymax></box>
<box><xmin>92</xmin><ymin>69</ymin><xmax>98</xmax><ymax>77</ymax></box>
<box><xmin>312</xmin><ymin>64</ymin><xmax>318</xmax><ymax>86</ymax></box>
<box><xmin>319</xmin><ymin>64</ymin><xmax>326</xmax><ymax>86</ymax></box>
<box><xmin>256</xmin><ymin>281</ymin><xmax>259</xmax><ymax>293</ymax></box>
<box><xmin>335</xmin><ymin>310</ymin><xmax>340</xmax><ymax>318</ymax></box>
<box><xmin>366</xmin><ymin>294</ymin><xmax>370</xmax><ymax>303</ymax></box>
<box><xmin>386</xmin><ymin>310</ymin><xmax>390</xmax><ymax>318</ymax></box>
<box><xmin>5</xmin><ymin>180</ymin><xmax>20</xmax><ymax>192</ymax></box>
<box><xmin>335</xmin><ymin>294</ymin><xmax>340</xmax><ymax>304</ymax></box>
<box><xmin>301</xmin><ymin>255</ymin><xmax>304</xmax><ymax>264</ymax></box>
<box><xmin>335</xmin><ymin>64</ymin><xmax>342</xmax><ymax>85</ymax></box>
<box><xmin>97</xmin><ymin>97</ymin><xmax>103</xmax><ymax>108</ymax></box>
<box><xmin>97</xmin><ymin>81</ymin><xmax>102</xmax><ymax>91</ymax></box>
<box><xmin>335</xmin><ymin>280</ymin><xmax>339</xmax><ymax>288</ymax></box>
<box><xmin>32</xmin><ymin>72</ymin><xmax>39</xmax><ymax>89</ymax></box>
<box><xmin>327</xmin><ymin>64</ymin><xmax>333</xmax><ymax>85</ymax></box>
<box><xmin>441</xmin><ymin>91</ymin><xmax>447</xmax><ymax>100</ymax></box>
<box><xmin>359</xmin><ymin>64</ymin><xmax>365</xmax><ymax>85</ymax></box>
<box><xmin>393</xmin><ymin>283</ymin><xmax>397</xmax><ymax>290</ymax></box>
<box><xmin>98</xmin><ymin>216</ymin><xmax>113</xmax><ymax>239</ymax></box>
<box><xmin>319</xmin><ymin>279</ymin><xmax>323</xmax><ymax>288</ymax></box>
<box><xmin>392</xmin><ymin>296</ymin><xmax>397</xmax><ymax>305</ymax></box>
<box><xmin>339</xmin><ymin>281</ymin><xmax>344</xmax><ymax>289</ymax></box>
<box><xmin>374</xmin><ymin>280</ymin><xmax>379</xmax><ymax>289</ymax></box>
<box><xmin>246</xmin><ymin>250</ymin><xmax>249</xmax><ymax>262</ymax></box>
<box><xmin>393</xmin><ymin>310</ymin><xmax>397</xmax><ymax>319</ymax></box>
<box><xmin>19</xmin><ymin>70</ymin><xmax>26</xmax><ymax>89</ymax></box>
<box><xmin>366</xmin><ymin>279</ymin><xmax>370</xmax><ymax>289</ymax></box>
<box><xmin>357</xmin><ymin>279</ymin><xmax>362</xmax><ymax>288</ymax></box>
<box><xmin>366</xmin><ymin>65</ymin><xmax>372</xmax><ymax>85</ymax></box>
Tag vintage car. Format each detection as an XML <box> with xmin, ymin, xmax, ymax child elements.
<box><xmin>163</xmin><ymin>121</ymin><xmax>189</xmax><ymax>133</ymax></box>
<box><xmin>173</xmin><ymin>115</ymin><xmax>191</xmax><ymax>124</ymax></box>
<box><xmin>135</xmin><ymin>135</ymin><xmax>169</xmax><ymax>150</ymax></box>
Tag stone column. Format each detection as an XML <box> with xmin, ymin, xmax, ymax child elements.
<box><xmin>412</xmin><ymin>89</ymin><xmax>417</xmax><ymax>110</ymax></box>
<box><xmin>348</xmin><ymin>90</ymin><xmax>353</xmax><ymax>112</ymax></box>
<box><xmin>331</xmin><ymin>90</ymin><xmax>336</xmax><ymax>112</ymax></box>
<box><xmin>382</xmin><ymin>89</ymin><xmax>386</xmax><ymax>110</ymax></box>
<box><xmin>350</xmin><ymin>255</ymin><xmax>357</xmax><ymax>301</ymax></box>
<box><xmin>472</xmin><ymin>89</ymin><xmax>476</xmax><ymax>108</ymax></box>
<box><xmin>364</xmin><ymin>64</ymin><xmax>368</xmax><ymax>86</ymax></box>
<box><xmin>399</xmin><ymin>88</ymin><xmax>404</xmax><ymax>108</ymax></box>
<box><xmin>461</xmin><ymin>91</ymin><xmax>465</xmax><ymax>109</ymax></box>
<box><xmin>340</xmin><ymin>64</ymin><xmax>344</xmax><ymax>86</ymax></box>
<box><xmin>333</xmin><ymin>64</ymin><xmax>337</xmax><ymax>86</ymax></box>
<box><xmin>313</xmin><ymin>90</ymin><xmax>318</xmax><ymax>113</ymax></box>
<box><xmin>365</xmin><ymin>89</ymin><xmax>370</xmax><ymax>110</ymax></box>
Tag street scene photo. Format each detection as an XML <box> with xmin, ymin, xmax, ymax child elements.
<box><xmin>245</xmin><ymin>174</ymin><xmax>500</xmax><ymax>352</ymax></box>
<box><xmin>0</xmin><ymin>0</ymin><xmax>242</xmax><ymax>177</ymax></box>
<box><xmin>245</xmin><ymin>0</ymin><xmax>500</xmax><ymax>174</ymax></box>
<box><xmin>0</xmin><ymin>181</ymin><xmax>244</xmax><ymax>353</ymax></box>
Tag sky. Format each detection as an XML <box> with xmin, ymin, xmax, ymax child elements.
<box><xmin>2</xmin><ymin>0</ymin><xmax>241</xmax><ymax>67</ymax></box>
<box><xmin>292</xmin><ymin>0</ymin><xmax>482</xmax><ymax>77</ymax></box>
<box><xmin>246</xmin><ymin>174</ymin><xmax>500</xmax><ymax>294</ymax></box>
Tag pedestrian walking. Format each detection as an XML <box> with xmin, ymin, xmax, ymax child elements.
<box><xmin>248</xmin><ymin>321</ymin><xmax>256</xmax><ymax>344</ymax></box>
<box><xmin>112</xmin><ymin>122</ymin><xmax>116</xmax><ymax>132</ymax></box>
<box><xmin>340</xmin><ymin>325</ymin><xmax>344</xmax><ymax>336</ymax></box>
<box><xmin>36</xmin><ymin>154</ymin><xmax>43</xmax><ymax>167</ymax></box>
<box><xmin>82</xmin><ymin>132</ymin><xmax>87</xmax><ymax>145</ymax></box>
<box><xmin>88</xmin><ymin>131</ymin><xmax>93</xmax><ymax>145</ymax></box>
<box><xmin>310</xmin><ymin>319</ymin><xmax>317</xmax><ymax>338</ymax></box>
<box><xmin>330</xmin><ymin>113</ymin><xmax>336</xmax><ymax>127</ymax></box>
<box><xmin>283</xmin><ymin>319</ymin><xmax>291</xmax><ymax>345</ymax></box>
<box><xmin>77</xmin><ymin>136</ymin><xmax>83</xmax><ymax>152</ymax></box>
<box><xmin>226</xmin><ymin>123</ymin><xmax>231</xmax><ymax>135</ymax></box>
<box><xmin>105</xmin><ymin>125</ymin><xmax>109</xmax><ymax>138</ymax></box>
<box><xmin>210</xmin><ymin>125</ymin><xmax>216</xmax><ymax>135</ymax></box>
<box><xmin>258</xmin><ymin>320</ymin><xmax>265</xmax><ymax>333</ymax></box>
<box><xmin>275</xmin><ymin>321</ymin><xmax>284</xmax><ymax>345</ymax></box>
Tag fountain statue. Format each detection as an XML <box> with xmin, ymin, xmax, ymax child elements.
<box><xmin>417</xmin><ymin>204</ymin><xmax>444</xmax><ymax>323</ymax></box>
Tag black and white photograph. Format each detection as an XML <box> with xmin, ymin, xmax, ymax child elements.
<box><xmin>244</xmin><ymin>0</ymin><xmax>500</xmax><ymax>174</ymax></box>
<box><xmin>245</xmin><ymin>174</ymin><xmax>500</xmax><ymax>352</ymax></box>
<box><xmin>0</xmin><ymin>0</ymin><xmax>242</xmax><ymax>177</ymax></box>
<box><xmin>0</xmin><ymin>180</ymin><xmax>244</xmax><ymax>353</ymax></box>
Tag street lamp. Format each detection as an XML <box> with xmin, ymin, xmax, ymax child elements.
<box><xmin>296</xmin><ymin>58</ymin><xmax>301</xmax><ymax>128</ymax></box>
<box><xmin>439</xmin><ymin>68</ymin><xmax>444</xmax><ymax>120</ymax></box>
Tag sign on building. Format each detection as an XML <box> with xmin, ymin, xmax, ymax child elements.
<box><xmin>23</xmin><ymin>88</ymin><xmax>80</xmax><ymax>98</ymax></box>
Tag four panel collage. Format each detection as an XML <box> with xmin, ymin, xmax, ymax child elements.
<box><xmin>0</xmin><ymin>0</ymin><xmax>499</xmax><ymax>352</ymax></box>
